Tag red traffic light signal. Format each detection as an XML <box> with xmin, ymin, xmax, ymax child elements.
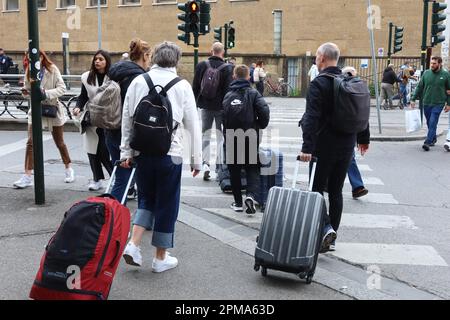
<box><xmin>189</xmin><ymin>1</ymin><xmax>199</xmax><ymax>13</ymax></box>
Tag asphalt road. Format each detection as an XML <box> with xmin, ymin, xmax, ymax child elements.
<box><xmin>0</xmin><ymin>97</ymin><xmax>449</xmax><ymax>300</ymax></box>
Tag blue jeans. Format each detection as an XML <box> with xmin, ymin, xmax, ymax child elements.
<box><xmin>347</xmin><ymin>151</ymin><xmax>364</xmax><ymax>192</ymax></box>
<box><xmin>424</xmin><ymin>105</ymin><xmax>444</xmax><ymax>145</ymax></box>
<box><xmin>105</xmin><ymin>129</ymin><xmax>135</xmax><ymax>203</ymax></box>
<box><xmin>134</xmin><ymin>154</ymin><xmax>182</xmax><ymax>249</ymax></box>
<box><xmin>400</xmin><ymin>83</ymin><xmax>407</xmax><ymax>106</ymax></box>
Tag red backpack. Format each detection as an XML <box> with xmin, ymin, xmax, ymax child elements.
<box><xmin>29</xmin><ymin>195</ymin><xmax>130</xmax><ymax>300</ymax></box>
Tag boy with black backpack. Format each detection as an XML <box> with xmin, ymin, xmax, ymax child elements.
<box><xmin>223</xmin><ymin>65</ymin><xmax>270</xmax><ymax>214</ymax></box>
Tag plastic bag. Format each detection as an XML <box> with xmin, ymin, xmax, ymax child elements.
<box><xmin>405</xmin><ymin>109</ymin><xmax>422</xmax><ymax>133</ymax></box>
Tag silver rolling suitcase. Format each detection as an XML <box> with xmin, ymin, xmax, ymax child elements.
<box><xmin>254</xmin><ymin>157</ymin><xmax>325</xmax><ymax>284</ymax></box>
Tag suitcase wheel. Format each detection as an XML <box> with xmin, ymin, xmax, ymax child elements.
<box><xmin>254</xmin><ymin>264</ymin><xmax>260</xmax><ymax>272</ymax></box>
<box><xmin>298</xmin><ymin>272</ymin><xmax>307</xmax><ymax>280</ymax></box>
<box><xmin>306</xmin><ymin>274</ymin><xmax>313</xmax><ymax>284</ymax></box>
<box><xmin>261</xmin><ymin>267</ymin><xmax>268</xmax><ymax>277</ymax></box>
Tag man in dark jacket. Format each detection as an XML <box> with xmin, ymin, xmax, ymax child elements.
<box><xmin>0</xmin><ymin>48</ymin><xmax>13</xmax><ymax>75</ymax></box>
<box><xmin>381</xmin><ymin>64</ymin><xmax>400</xmax><ymax>109</ymax></box>
<box><xmin>299</xmin><ymin>43</ymin><xmax>369</xmax><ymax>253</ymax></box>
<box><xmin>193</xmin><ymin>42</ymin><xmax>234</xmax><ymax>181</ymax></box>
<box><xmin>223</xmin><ymin>65</ymin><xmax>270</xmax><ymax>214</ymax></box>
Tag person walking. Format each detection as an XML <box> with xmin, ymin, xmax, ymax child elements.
<box><xmin>299</xmin><ymin>43</ymin><xmax>369</xmax><ymax>253</ymax></box>
<box><xmin>222</xmin><ymin>65</ymin><xmax>270</xmax><ymax>214</ymax></box>
<box><xmin>107</xmin><ymin>38</ymin><xmax>151</xmax><ymax>201</ymax></box>
<box><xmin>253</xmin><ymin>60</ymin><xmax>267</xmax><ymax>96</ymax></box>
<box><xmin>411</xmin><ymin>56</ymin><xmax>450</xmax><ymax>151</ymax></box>
<box><xmin>308</xmin><ymin>61</ymin><xmax>319</xmax><ymax>83</ymax></box>
<box><xmin>0</xmin><ymin>48</ymin><xmax>13</xmax><ymax>74</ymax></box>
<box><xmin>73</xmin><ymin>50</ymin><xmax>113</xmax><ymax>191</ymax></box>
<box><xmin>193</xmin><ymin>42</ymin><xmax>233</xmax><ymax>181</ymax></box>
<box><xmin>121</xmin><ymin>41</ymin><xmax>202</xmax><ymax>272</ymax></box>
<box><xmin>381</xmin><ymin>64</ymin><xmax>399</xmax><ymax>109</ymax></box>
<box><xmin>13</xmin><ymin>50</ymin><xmax>75</xmax><ymax>189</ymax></box>
<box><xmin>249</xmin><ymin>62</ymin><xmax>256</xmax><ymax>87</ymax></box>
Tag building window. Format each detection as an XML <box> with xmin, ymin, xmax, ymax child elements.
<box><xmin>120</xmin><ymin>0</ymin><xmax>140</xmax><ymax>5</ymax></box>
<box><xmin>88</xmin><ymin>0</ymin><xmax>107</xmax><ymax>6</ymax></box>
<box><xmin>38</xmin><ymin>0</ymin><xmax>47</xmax><ymax>9</ymax></box>
<box><xmin>58</xmin><ymin>0</ymin><xmax>76</xmax><ymax>8</ymax></box>
<box><xmin>153</xmin><ymin>0</ymin><xmax>176</xmax><ymax>4</ymax></box>
<box><xmin>4</xmin><ymin>0</ymin><xmax>19</xmax><ymax>11</ymax></box>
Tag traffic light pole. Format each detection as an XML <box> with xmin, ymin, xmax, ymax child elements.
<box><xmin>194</xmin><ymin>33</ymin><xmax>199</xmax><ymax>69</ymax></box>
<box><xmin>27</xmin><ymin>0</ymin><xmax>45</xmax><ymax>205</ymax></box>
<box><xmin>420</xmin><ymin>0</ymin><xmax>430</xmax><ymax>125</ymax></box>
<box><xmin>387</xmin><ymin>22</ymin><xmax>393</xmax><ymax>66</ymax></box>
<box><xmin>224</xmin><ymin>23</ymin><xmax>229</xmax><ymax>58</ymax></box>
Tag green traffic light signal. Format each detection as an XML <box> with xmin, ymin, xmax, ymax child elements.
<box><xmin>227</xmin><ymin>27</ymin><xmax>235</xmax><ymax>49</ymax></box>
<box><xmin>393</xmin><ymin>26</ymin><xmax>403</xmax><ymax>53</ymax></box>
<box><xmin>432</xmin><ymin>1</ymin><xmax>447</xmax><ymax>46</ymax></box>
<box><xmin>214</xmin><ymin>27</ymin><xmax>222</xmax><ymax>43</ymax></box>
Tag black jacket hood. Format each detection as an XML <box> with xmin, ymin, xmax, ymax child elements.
<box><xmin>229</xmin><ymin>79</ymin><xmax>252</xmax><ymax>90</ymax></box>
<box><xmin>109</xmin><ymin>60</ymin><xmax>146</xmax><ymax>82</ymax></box>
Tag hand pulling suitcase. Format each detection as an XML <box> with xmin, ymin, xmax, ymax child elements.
<box><xmin>29</xmin><ymin>161</ymin><xmax>136</xmax><ymax>300</ymax></box>
<box><xmin>254</xmin><ymin>157</ymin><xmax>325</xmax><ymax>284</ymax></box>
<box><xmin>258</xmin><ymin>148</ymin><xmax>284</xmax><ymax>211</ymax></box>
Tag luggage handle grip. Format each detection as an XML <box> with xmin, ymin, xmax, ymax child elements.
<box><xmin>292</xmin><ymin>156</ymin><xmax>318</xmax><ymax>192</ymax></box>
<box><xmin>105</xmin><ymin>160</ymin><xmax>137</xmax><ymax>205</ymax></box>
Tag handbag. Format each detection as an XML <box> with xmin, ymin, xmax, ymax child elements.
<box><xmin>41</xmin><ymin>104</ymin><xmax>58</xmax><ymax>118</ymax></box>
<box><xmin>405</xmin><ymin>109</ymin><xmax>421</xmax><ymax>133</ymax></box>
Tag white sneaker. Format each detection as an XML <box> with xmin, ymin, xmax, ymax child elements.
<box><xmin>13</xmin><ymin>175</ymin><xmax>33</xmax><ymax>189</ymax></box>
<box><xmin>88</xmin><ymin>180</ymin><xmax>103</xmax><ymax>191</ymax></box>
<box><xmin>64</xmin><ymin>168</ymin><xmax>75</xmax><ymax>183</ymax></box>
<box><xmin>152</xmin><ymin>252</ymin><xmax>178</xmax><ymax>273</ymax></box>
<box><xmin>444</xmin><ymin>141</ymin><xmax>450</xmax><ymax>152</ymax></box>
<box><xmin>122</xmin><ymin>242</ymin><xmax>142</xmax><ymax>267</ymax></box>
<box><xmin>203</xmin><ymin>163</ymin><xmax>211</xmax><ymax>181</ymax></box>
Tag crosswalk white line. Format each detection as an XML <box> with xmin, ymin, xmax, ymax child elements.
<box><xmin>285</xmin><ymin>174</ymin><xmax>384</xmax><ymax>186</ymax></box>
<box><xmin>340</xmin><ymin>214</ymin><xmax>418</xmax><ymax>229</ymax></box>
<box><xmin>329</xmin><ymin>244</ymin><xmax>448</xmax><ymax>267</ymax></box>
<box><xmin>342</xmin><ymin>192</ymin><xmax>399</xmax><ymax>205</ymax></box>
<box><xmin>0</xmin><ymin>135</ymin><xmax>52</xmax><ymax>158</ymax></box>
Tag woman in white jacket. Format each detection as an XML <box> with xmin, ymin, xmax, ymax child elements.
<box><xmin>253</xmin><ymin>60</ymin><xmax>267</xmax><ymax>95</ymax></box>
<box><xmin>121</xmin><ymin>41</ymin><xmax>202</xmax><ymax>273</ymax></box>
<box><xmin>13</xmin><ymin>50</ymin><xmax>75</xmax><ymax>189</ymax></box>
<box><xmin>73</xmin><ymin>50</ymin><xmax>113</xmax><ymax>191</ymax></box>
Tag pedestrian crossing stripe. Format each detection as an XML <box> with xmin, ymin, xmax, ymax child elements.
<box><xmin>285</xmin><ymin>174</ymin><xmax>384</xmax><ymax>186</ymax></box>
<box><xmin>329</xmin><ymin>244</ymin><xmax>448</xmax><ymax>267</ymax></box>
<box><xmin>0</xmin><ymin>135</ymin><xmax>52</xmax><ymax>159</ymax></box>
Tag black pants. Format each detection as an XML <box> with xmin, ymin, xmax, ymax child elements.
<box><xmin>228</xmin><ymin>164</ymin><xmax>260</xmax><ymax>206</ymax></box>
<box><xmin>88</xmin><ymin>128</ymin><xmax>113</xmax><ymax>182</ymax></box>
<box><xmin>311</xmin><ymin>148</ymin><xmax>353</xmax><ymax>232</ymax></box>
<box><xmin>256</xmin><ymin>81</ymin><xmax>264</xmax><ymax>96</ymax></box>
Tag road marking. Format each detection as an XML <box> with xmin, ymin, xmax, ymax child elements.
<box><xmin>340</xmin><ymin>214</ymin><xmax>418</xmax><ymax>230</ymax></box>
<box><xmin>0</xmin><ymin>135</ymin><xmax>52</xmax><ymax>158</ymax></box>
<box><xmin>286</xmin><ymin>174</ymin><xmax>384</xmax><ymax>186</ymax></box>
<box><xmin>329</xmin><ymin>243</ymin><xmax>448</xmax><ymax>267</ymax></box>
<box><xmin>343</xmin><ymin>192</ymin><xmax>399</xmax><ymax>205</ymax></box>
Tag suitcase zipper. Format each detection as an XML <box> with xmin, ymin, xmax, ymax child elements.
<box><xmin>95</xmin><ymin>208</ymin><xmax>114</xmax><ymax>277</ymax></box>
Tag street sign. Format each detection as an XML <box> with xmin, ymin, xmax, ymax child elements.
<box><xmin>361</xmin><ymin>59</ymin><xmax>369</xmax><ymax>69</ymax></box>
<box><xmin>378</xmin><ymin>47</ymin><xmax>384</xmax><ymax>57</ymax></box>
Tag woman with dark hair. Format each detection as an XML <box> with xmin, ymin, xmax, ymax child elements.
<box><xmin>107</xmin><ymin>38</ymin><xmax>151</xmax><ymax>201</ymax></box>
<box><xmin>13</xmin><ymin>50</ymin><xmax>75</xmax><ymax>189</ymax></box>
<box><xmin>73</xmin><ymin>50</ymin><xmax>113</xmax><ymax>191</ymax></box>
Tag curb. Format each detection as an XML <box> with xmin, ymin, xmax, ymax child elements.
<box><xmin>370</xmin><ymin>130</ymin><xmax>446</xmax><ymax>142</ymax></box>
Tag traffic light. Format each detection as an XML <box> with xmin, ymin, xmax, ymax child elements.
<box><xmin>227</xmin><ymin>26</ymin><xmax>235</xmax><ymax>49</ymax></box>
<box><xmin>213</xmin><ymin>27</ymin><xmax>222</xmax><ymax>43</ymax></box>
<box><xmin>393</xmin><ymin>26</ymin><xmax>404</xmax><ymax>53</ymax></box>
<box><xmin>177</xmin><ymin>2</ymin><xmax>191</xmax><ymax>44</ymax></box>
<box><xmin>187</xmin><ymin>0</ymin><xmax>200</xmax><ymax>34</ymax></box>
<box><xmin>432</xmin><ymin>1</ymin><xmax>447</xmax><ymax>47</ymax></box>
<box><xmin>199</xmin><ymin>1</ymin><xmax>211</xmax><ymax>35</ymax></box>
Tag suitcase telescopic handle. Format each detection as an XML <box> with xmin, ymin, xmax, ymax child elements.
<box><xmin>292</xmin><ymin>156</ymin><xmax>318</xmax><ymax>192</ymax></box>
<box><xmin>105</xmin><ymin>160</ymin><xmax>137</xmax><ymax>205</ymax></box>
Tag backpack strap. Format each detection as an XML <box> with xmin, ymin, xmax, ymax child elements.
<box><xmin>163</xmin><ymin>77</ymin><xmax>183</xmax><ymax>93</ymax></box>
<box><xmin>143</xmin><ymin>73</ymin><xmax>154</xmax><ymax>91</ymax></box>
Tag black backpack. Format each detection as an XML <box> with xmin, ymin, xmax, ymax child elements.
<box><xmin>319</xmin><ymin>73</ymin><xmax>370</xmax><ymax>134</ymax></box>
<box><xmin>200</xmin><ymin>60</ymin><xmax>229</xmax><ymax>99</ymax></box>
<box><xmin>223</xmin><ymin>88</ymin><xmax>255</xmax><ymax>131</ymax></box>
<box><xmin>130</xmin><ymin>74</ymin><xmax>182</xmax><ymax>156</ymax></box>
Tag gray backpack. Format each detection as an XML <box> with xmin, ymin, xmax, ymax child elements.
<box><xmin>86</xmin><ymin>79</ymin><xmax>122</xmax><ymax>130</ymax></box>
<box><xmin>200</xmin><ymin>60</ymin><xmax>229</xmax><ymax>99</ymax></box>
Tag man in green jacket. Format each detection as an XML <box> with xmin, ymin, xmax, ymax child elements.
<box><xmin>411</xmin><ymin>56</ymin><xmax>450</xmax><ymax>151</ymax></box>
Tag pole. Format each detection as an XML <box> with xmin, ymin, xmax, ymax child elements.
<box><xmin>367</xmin><ymin>0</ymin><xmax>382</xmax><ymax>134</ymax></box>
<box><xmin>194</xmin><ymin>33</ymin><xmax>199</xmax><ymax>69</ymax></box>
<box><xmin>27</xmin><ymin>0</ymin><xmax>45</xmax><ymax>205</ymax></box>
<box><xmin>387</xmin><ymin>22</ymin><xmax>393</xmax><ymax>65</ymax></box>
<box><xmin>97</xmin><ymin>0</ymin><xmax>102</xmax><ymax>49</ymax></box>
<box><xmin>420</xmin><ymin>0</ymin><xmax>429</xmax><ymax>124</ymax></box>
<box><xmin>62</xmin><ymin>33</ymin><xmax>70</xmax><ymax>90</ymax></box>
<box><xmin>224</xmin><ymin>23</ymin><xmax>228</xmax><ymax>58</ymax></box>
